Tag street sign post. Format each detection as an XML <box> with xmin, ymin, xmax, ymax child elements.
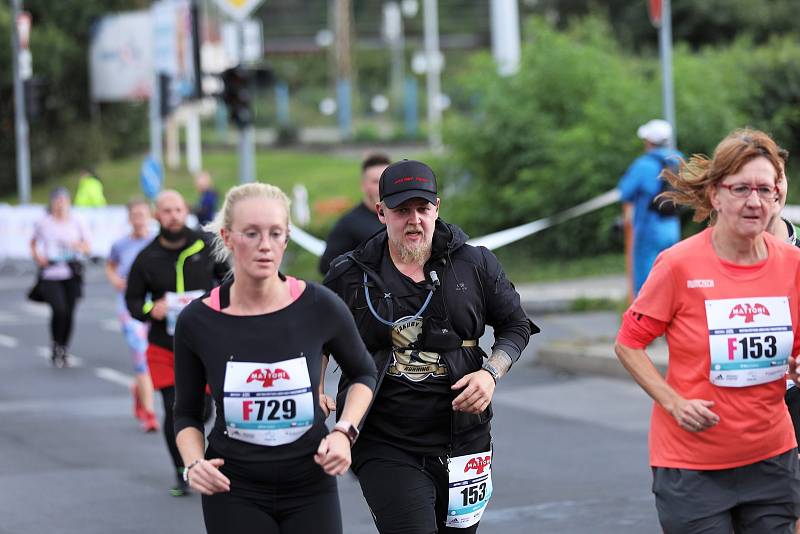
<box><xmin>648</xmin><ymin>0</ymin><xmax>662</xmax><ymax>27</ymax></box>
<box><xmin>11</xmin><ymin>0</ymin><xmax>31</xmax><ymax>204</ymax></box>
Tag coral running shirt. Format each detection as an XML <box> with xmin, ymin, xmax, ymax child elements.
<box><xmin>628</xmin><ymin>228</ymin><xmax>800</xmax><ymax>469</ymax></box>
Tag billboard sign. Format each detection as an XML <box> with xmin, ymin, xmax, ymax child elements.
<box><xmin>89</xmin><ymin>11</ymin><xmax>153</xmax><ymax>102</ymax></box>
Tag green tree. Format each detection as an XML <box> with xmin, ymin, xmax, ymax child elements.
<box><xmin>1</xmin><ymin>1</ymin><xmax>150</xmax><ymax>199</ymax></box>
<box><xmin>444</xmin><ymin>16</ymin><xmax>759</xmax><ymax>258</ymax></box>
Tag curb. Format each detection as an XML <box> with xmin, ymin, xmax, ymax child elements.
<box><xmin>537</xmin><ymin>339</ymin><xmax>668</xmax><ymax>379</ymax></box>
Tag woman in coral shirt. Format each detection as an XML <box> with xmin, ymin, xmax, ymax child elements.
<box><xmin>616</xmin><ymin>129</ymin><xmax>800</xmax><ymax>534</ymax></box>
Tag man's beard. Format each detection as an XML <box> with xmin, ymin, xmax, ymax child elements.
<box><xmin>390</xmin><ymin>233</ymin><xmax>431</xmax><ymax>265</ymax></box>
<box><xmin>159</xmin><ymin>225</ymin><xmax>189</xmax><ymax>243</ymax></box>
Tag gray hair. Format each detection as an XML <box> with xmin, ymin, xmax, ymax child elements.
<box><xmin>204</xmin><ymin>183</ymin><xmax>292</xmax><ymax>268</ymax></box>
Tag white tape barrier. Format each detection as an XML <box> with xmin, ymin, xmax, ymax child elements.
<box><xmin>781</xmin><ymin>205</ymin><xmax>800</xmax><ymax>225</ymax></box>
<box><xmin>285</xmin><ymin>189</ymin><xmax>622</xmax><ymax>257</ymax></box>
<box><xmin>289</xmin><ymin>224</ymin><xmax>326</xmax><ymax>257</ymax></box>
<box><xmin>4</xmin><ymin>195</ymin><xmax>796</xmax><ymax>262</ymax></box>
<box><xmin>468</xmin><ymin>189</ymin><xmax>622</xmax><ymax>250</ymax></box>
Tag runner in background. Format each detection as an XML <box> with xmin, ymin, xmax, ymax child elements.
<box><xmin>618</xmin><ymin>119</ymin><xmax>682</xmax><ymax>298</ymax></box>
<box><xmin>29</xmin><ymin>187</ymin><xmax>91</xmax><ymax>368</ymax></box>
<box><xmin>766</xmin><ymin>149</ymin><xmax>800</xmax><ymax>477</ymax></box>
<box><xmin>616</xmin><ymin>129</ymin><xmax>800</xmax><ymax>533</ymax></box>
<box><xmin>318</xmin><ymin>153</ymin><xmax>390</xmax><ymax>275</ymax></box>
<box><xmin>174</xmin><ymin>183</ymin><xmax>376</xmax><ymax>534</ymax></box>
<box><xmin>106</xmin><ymin>198</ymin><xmax>158</xmax><ymax>432</ymax></box>
<box><xmin>126</xmin><ymin>190</ymin><xmax>225</xmax><ymax>496</ymax></box>
<box><xmin>193</xmin><ymin>170</ymin><xmax>218</xmax><ymax>227</ymax></box>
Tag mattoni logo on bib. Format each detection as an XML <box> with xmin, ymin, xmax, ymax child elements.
<box><xmin>464</xmin><ymin>456</ymin><xmax>491</xmax><ymax>475</ymax></box>
<box><xmin>728</xmin><ymin>303</ymin><xmax>771</xmax><ymax>324</ymax></box>
<box><xmin>246</xmin><ymin>368</ymin><xmax>290</xmax><ymax>388</ymax></box>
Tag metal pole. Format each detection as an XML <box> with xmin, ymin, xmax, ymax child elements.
<box><xmin>334</xmin><ymin>0</ymin><xmax>353</xmax><ymax>138</ymax></box>
<box><xmin>149</xmin><ymin>71</ymin><xmax>163</xmax><ymax>165</ymax></box>
<box><xmin>237</xmin><ymin>20</ymin><xmax>255</xmax><ymax>183</ymax></box>
<box><xmin>422</xmin><ymin>0</ymin><xmax>442</xmax><ymax>152</ymax></box>
<box><xmin>239</xmin><ymin>125</ymin><xmax>256</xmax><ymax>183</ymax></box>
<box><xmin>490</xmin><ymin>0</ymin><xmax>521</xmax><ymax>76</ymax></box>
<box><xmin>11</xmin><ymin>0</ymin><xmax>31</xmax><ymax>204</ymax></box>
<box><xmin>659</xmin><ymin>0</ymin><xmax>676</xmax><ymax>148</ymax></box>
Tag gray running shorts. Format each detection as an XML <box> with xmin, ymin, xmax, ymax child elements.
<box><xmin>652</xmin><ymin>449</ymin><xmax>800</xmax><ymax>534</ymax></box>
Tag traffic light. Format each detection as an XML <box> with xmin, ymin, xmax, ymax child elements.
<box><xmin>220</xmin><ymin>66</ymin><xmax>252</xmax><ymax>128</ymax></box>
<box><xmin>159</xmin><ymin>74</ymin><xmax>173</xmax><ymax>118</ymax></box>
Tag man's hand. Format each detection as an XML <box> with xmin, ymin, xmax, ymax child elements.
<box><xmin>790</xmin><ymin>355</ymin><xmax>800</xmax><ymax>387</ymax></box>
<box><xmin>668</xmin><ymin>397</ymin><xmax>719</xmax><ymax>433</ymax></box>
<box><xmin>150</xmin><ymin>298</ymin><xmax>168</xmax><ymax>320</ymax></box>
<box><xmin>451</xmin><ymin>370</ymin><xmax>495</xmax><ymax>414</ymax></box>
<box><xmin>111</xmin><ymin>276</ymin><xmax>126</xmax><ymax>292</ymax></box>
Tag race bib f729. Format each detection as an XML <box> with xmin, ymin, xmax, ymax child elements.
<box><xmin>223</xmin><ymin>357</ymin><xmax>314</xmax><ymax>446</ymax></box>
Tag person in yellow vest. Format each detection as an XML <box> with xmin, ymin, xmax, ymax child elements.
<box><xmin>73</xmin><ymin>169</ymin><xmax>107</xmax><ymax>207</ymax></box>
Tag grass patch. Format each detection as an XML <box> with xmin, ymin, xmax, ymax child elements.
<box><xmin>568</xmin><ymin>297</ymin><xmax>627</xmax><ymax>313</ymax></box>
<box><xmin>495</xmin><ymin>251</ymin><xmax>625</xmax><ymax>284</ymax></box>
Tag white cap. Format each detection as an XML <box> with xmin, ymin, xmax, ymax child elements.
<box><xmin>637</xmin><ymin>119</ymin><xmax>672</xmax><ymax>145</ymax></box>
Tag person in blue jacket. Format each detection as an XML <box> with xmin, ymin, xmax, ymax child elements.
<box><xmin>618</xmin><ymin>119</ymin><xmax>682</xmax><ymax>296</ymax></box>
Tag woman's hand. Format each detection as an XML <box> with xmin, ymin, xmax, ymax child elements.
<box><xmin>319</xmin><ymin>394</ymin><xmax>336</xmax><ymax>417</ymax></box>
<box><xmin>669</xmin><ymin>398</ymin><xmax>719</xmax><ymax>432</ymax></box>
<box><xmin>314</xmin><ymin>432</ymin><xmax>352</xmax><ymax>476</ymax></box>
<box><xmin>185</xmin><ymin>458</ymin><xmax>231</xmax><ymax>495</ymax></box>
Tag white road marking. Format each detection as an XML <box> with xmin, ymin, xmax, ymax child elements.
<box><xmin>94</xmin><ymin>367</ymin><xmax>134</xmax><ymax>388</ymax></box>
<box><xmin>0</xmin><ymin>334</ymin><xmax>18</xmax><ymax>348</ymax></box>
<box><xmin>101</xmin><ymin>319</ymin><xmax>120</xmax><ymax>333</ymax></box>
<box><xmin>21</xmin><ymin>302</ymin><xmax>49</xmax><ymax>317</ymax></box>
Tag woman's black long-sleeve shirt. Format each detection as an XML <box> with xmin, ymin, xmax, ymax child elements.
<box><xmin>173</xmin><ymin>281</ymin><xmax>377</xmax><ymax>462</ymax></box>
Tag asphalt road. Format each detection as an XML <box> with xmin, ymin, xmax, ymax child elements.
<box><xmin>0</xmin><ymin>266</ymin><xmax>660</xmax><ymax>533</ymax></box>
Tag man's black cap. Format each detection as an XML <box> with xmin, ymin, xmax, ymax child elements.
<box><xmin>379</xmin><ymin>160</ymin><xmax>438</xmax><ymax>209</ymax></box>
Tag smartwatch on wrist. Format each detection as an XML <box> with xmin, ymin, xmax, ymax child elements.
<box><xmin>332</xmin><ymin>421</ymin><xmax>359</xmax><ymax>446</ymax></box>
<box><xmin>481</xmin><ymin>361</ymin><xmax>500</xmax><ymax>384</ymax></box>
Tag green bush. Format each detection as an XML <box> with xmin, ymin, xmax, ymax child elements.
<box><xmin>444</xmin><ymin>15</ymin><xmax>800</xmax><ymax>259</ymax></box>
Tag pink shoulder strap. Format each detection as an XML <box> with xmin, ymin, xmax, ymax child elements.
<box><xmin>208</xmin><ymin>286</ymin><xmax>221</xmax><ymax>311</ymax></box>
<box><xmin>286</xmin><ymin>275</ymin><xmax>302</xmax><ymax>301</ymax></box>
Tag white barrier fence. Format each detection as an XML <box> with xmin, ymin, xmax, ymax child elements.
<box><xmin>0</xmin><ymin>204</ymin><xmax>130</xmax><ymax>261</ymax></box>
<box><xmin>4</xmin><ymin>195</ymin><xmax>799</xmax><ymax>262</ymax></box>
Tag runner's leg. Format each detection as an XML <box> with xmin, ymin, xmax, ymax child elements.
<box><xmin>278</xmin><ymin>473</ymin><xmax>342</xmax><ymax>534</ymax></box>
<box><xmin>433</xmin><ymin>436</ymin><xmax>490</xmax><ymax>534</ymax></box>
<box><xmin>38</xmin><ymin>280</ymin><xmax>67</xmax><ymax>345</ymax></box>
<box><xmin>61</xmin><ymin>276</ymin><xmax>81</xmax><ymax>348</ymax></box>
<box><xmin>202</xmin><ymin>492</ymin><xmax>279</xmax><ymax>534</ymax></box>
<box><xmin>730</xmin><ymin>450</ymin><xmax>800</xmax><ymax>534</ymax></box>
<box><xmin>159</xmin><ymin>386</ymin><xmax>185</xmax><ymax>493</ymax></box>
<box><xmin>653</xmin><ymin>466</ymin><xmax>735</xmax><ymax>534</ymax></box>
<box><xmin>354</xmin><ymin>441</ymin><xmax>439</xmax><ymax>534</ymax></box>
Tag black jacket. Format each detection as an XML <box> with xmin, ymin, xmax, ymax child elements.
<box><xmin>125</xmin><ymin>229</ymin><xmax>227</xmax><ymax>351</ymax></box>
<box><xmin>324</xmin><ymin>219</ymin><xmax>537</xmax><ymax>451</ymax></box>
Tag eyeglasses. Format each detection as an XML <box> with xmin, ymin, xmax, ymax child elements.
<box><xmin>232</xmin><ymin>229</ymin><xmax>288</xmax><ymax>246</ymax></box>
<box><xmin>717</xmin><ymin>183</ymin><xmax>779</xmax><ymax>200</ymax></box>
